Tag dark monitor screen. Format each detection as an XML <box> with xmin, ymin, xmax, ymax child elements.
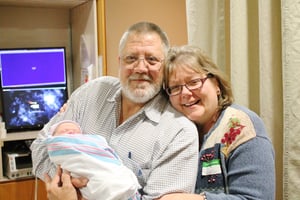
<box><xmin>1</xmin><ymin>86</ymin><xmax>68</xmax><ymax>132</ymax></box>
<box><xmin>16</xmin><ymin>154</ymin><xmax>33</xmax><ymax>169</ymax></box>
<box><xmin>0</xmin><ymin>47</ymin><xmax>67</xmax><ymax>88</ymax></box>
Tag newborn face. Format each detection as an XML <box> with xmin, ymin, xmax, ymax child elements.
<box><xmin>54</xmin><ymin>122</ymin><xmax>81</xmax><ymax>136</ymax></box>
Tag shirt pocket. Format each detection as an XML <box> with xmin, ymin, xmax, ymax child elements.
<box><xmin>123</xmin><ymin>156</ymin><xmax>150</xmax><ymax>187</ymax></box>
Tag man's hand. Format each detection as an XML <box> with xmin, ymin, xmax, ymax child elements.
<box><xmin>71</xmin><ymin>176</ymin><xmax>89</xmax><ymax>189</ymax></box>
<box><xmin>45</xmin><ymin>167</ymin><xmax>78</xmax><ymax>200</ymax></box>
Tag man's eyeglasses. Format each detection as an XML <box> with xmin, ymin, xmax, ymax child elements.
<box><xmin>165</xmin><ymin>73</ymin><xmax>213</xmax><ymax>96</ymax></box>
<box><xmin>121</xmin><ymin>55</ymin><xmax>164</xmax><ymax>71</ymax></box>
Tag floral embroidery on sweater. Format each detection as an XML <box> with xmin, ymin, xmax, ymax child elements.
<box><xmin>221</xmin><ymin>117</ymin><xmax>245</xmax><ymax>157</ymax></box>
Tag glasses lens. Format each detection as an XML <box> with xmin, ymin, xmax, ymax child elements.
<box><xmin>123</xmin><ymin>55</ymin><xmax>138</xmax><ymax>65</ymax></box>
<box><xmin>122</xmin><ymin>55</ymin><xmax>162</xmax><ymax>71</ymax></box>
<box><xmin>186</xmin><ymin>78</ymin><xmax>203</xmax><ymax>90</ymax></box>
<box><xmin>166</xmin><ymin>78</ymin><xmax>208</xmax><ymax>96</ymax></box>
<box><xmin>145</xmin><ymin>56</ymin><xmax>160</xmax><ymax>65</ymax></box>
<box><xmin>167</xmin><ymin>86</ymin><xmax>181</xmax><ymax>96</ymax></box>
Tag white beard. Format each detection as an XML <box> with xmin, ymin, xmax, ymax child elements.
<box><xmin>121</xmin><ymin>74</ymin><xmax>162</xmax><ymax>103</ymax></box>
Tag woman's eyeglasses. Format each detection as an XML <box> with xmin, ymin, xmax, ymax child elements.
<box><xmin>165</xmin><ymin>73</ymin><xmax>213</xmax><ymax>96</ymax></box>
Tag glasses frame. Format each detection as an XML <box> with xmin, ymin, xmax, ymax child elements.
<box><xmin>165</xmin><ymin>73</ymin><xmax>213</xmax><ymax>96</ymax></box>
<box><xmin>121</xmin><ymin>55</ymin><xmax>164</xmax><ymax>71</ymax></box>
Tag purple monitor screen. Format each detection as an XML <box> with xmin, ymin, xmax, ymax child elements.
<box><xmin>1</xmin><ymin>86</ymin><xmax>68</xmax><ymax>132</ymax></box>
<box><xmin>0</xmin><ymin>47</ymin><xmax>66</xmax><ymax>87</ymax></box>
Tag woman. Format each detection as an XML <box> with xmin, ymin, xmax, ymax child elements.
<box><xmin>162</xmin><ymin>45</ymin><xmax>275</xmax><ymax>200</ymax></box>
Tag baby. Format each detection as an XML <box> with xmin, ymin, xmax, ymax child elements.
<box><xmin>45</xmin><ymin>120</ymin><xmax>140</xmax><ymax>200</ymax></box>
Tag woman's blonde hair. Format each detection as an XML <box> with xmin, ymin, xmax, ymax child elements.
<box><xmin>164</xmin><ymin>45</ymin><xmax>234</xmax><ymax>110</ymax></box>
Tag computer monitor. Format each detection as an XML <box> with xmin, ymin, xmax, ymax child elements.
<box><xmin>0</xmin><ymin>47</ymin><xmax>67</xmax><ymax>88</ymax></box>
<box><xmin>0</xmin><ymin>47</ymin><xmax>68</xmax><ymax>132</ymax></box>
<box><xmin>1</xmin><ymin>87</ymin><xmax>68</xmax><ymax>132</ymax></box>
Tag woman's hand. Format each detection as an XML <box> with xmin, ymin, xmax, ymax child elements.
<box><xmin>158</xmin><ymin>193</ymin><xmax>204</xmax><ymax>200</ymax></box>
<box><xmin>59</xmin><ymin>102</ymin><xmax>68</xmax><ymax>113</ymax></box>
<box><xmin>44</xmin><ymin>167</ymin><xmax>79</xmax><ymax>200</ymax></box>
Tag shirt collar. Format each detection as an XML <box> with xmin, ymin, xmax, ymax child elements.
<box><xmin>143</xmin><ymin>91</ymin><xmax>169</xmax><ymax>123</ymax></box>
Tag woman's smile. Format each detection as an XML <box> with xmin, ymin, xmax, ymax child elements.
<box><xmin>182</xmin><ymin>99</ymin><xmax>201</xmax><ymax>107</ymax></box>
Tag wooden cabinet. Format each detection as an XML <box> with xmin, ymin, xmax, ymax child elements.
<box><xmin>0</xmin><ymin>178</ymin><xmax>47</xmax><ymax>200</ymax></box>
<box><xmin>0</xmin><ymin>1</ymin><xmax>98</xmax><ymax>199</ymax></box>
<box><xmin>0</xmin><ymin>0</ymin><xmax>99</xmax><ymax>92</ymax></box>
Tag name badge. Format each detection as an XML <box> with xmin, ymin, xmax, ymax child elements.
<box><xmin>202</xmin><ymin>159</ymin><xmax>221</xmax><ymax>176</ymax></box>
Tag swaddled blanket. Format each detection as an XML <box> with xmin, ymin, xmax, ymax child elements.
<box><xmin>46</xmin><ymin>134</ymin><xmax>140</xmax><ymax>200</ymax></box>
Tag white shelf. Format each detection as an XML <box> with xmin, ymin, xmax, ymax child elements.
<box><xmin>0</xmin><ymin>0</ymin><xmax>88</xmax><ymax>8</ymax></box>
<box><xmin>1</xmin><ymin>130</ymin><xmax>39</xmax><ymax>142</ymax></box>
